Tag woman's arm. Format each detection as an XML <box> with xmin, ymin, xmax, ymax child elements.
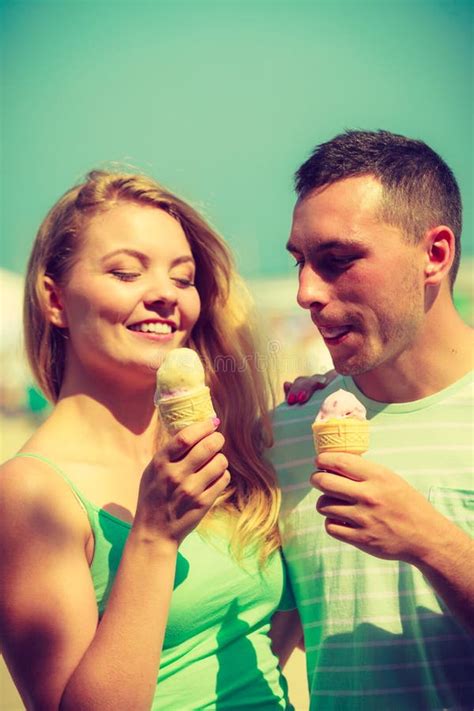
<box><xmin>284</xmin><ymin>370</ymin><xmax>337</xmax><ymax>405</ymax></box>
<box><xmin>0</xmin><ymin>420</ymin><xmax>229</xmax><ymax>711</ymax></box>
<box><xmin>269</xmin><ymin>609</ymin><xmax>304</xmax><ymax>668</ymax></box>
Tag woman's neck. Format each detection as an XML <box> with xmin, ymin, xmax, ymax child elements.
<box><xmin>45</xmin><ymin>380</ymin><xmax>161</xmax><ymax>465</ymax></box>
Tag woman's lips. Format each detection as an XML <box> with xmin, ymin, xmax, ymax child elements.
<box><xmin>129</xmin><ymin>330</ymin><xmax>175</xmax><ymax>342</ymax></box>
<box><xmin>127</xmin><ymin>320</ymin><xmax>177</xmax><ymax>342</ymax></box>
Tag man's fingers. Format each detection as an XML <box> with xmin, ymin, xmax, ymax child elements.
<box><xmin>316</xmin><ymin>493</ymin><xmax>352</xmax><ymax>510</ymax></box>
<box><xmin>316</xmin><ymin>494</ymin><xmax>360</xmax><ymax>526</ymax></box>
<box><xmin>311</xmin><ymin>469</ymin><xmax>359</xmax><ymax>499</ymax></box>
<box><xmin>325</xmin><ymin>518</ymin><xmax>362</xmax><ymax>539</ymax></box>
<box><xmin>316</xmin><ymin>452</ymin><xmax>369</xmax><ymax>481</ymax></box>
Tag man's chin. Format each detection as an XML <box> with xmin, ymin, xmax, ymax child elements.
<box><xmin>331</xmin><ymin>355</ymin><xmax>374</xmax><ymax>377</ymax></box>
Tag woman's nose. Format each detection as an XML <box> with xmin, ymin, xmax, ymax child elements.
<box><xmin>143</xmin><ymin>279</ymin><xmax>178</xmax><ymax>308</ymax></box>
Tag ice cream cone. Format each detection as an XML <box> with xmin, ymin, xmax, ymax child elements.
<box><xmin>312</xmin><ymin>418</ymin><xmax>369</xmax><ymax>455</ymax></box>
<box><xmin>157</xmin><ymin>385</ymin><xmax>216</xmax><ymax>435</ymax></box>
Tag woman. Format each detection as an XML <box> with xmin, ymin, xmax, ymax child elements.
<box><xmin>0</xmin><ymin>170</ymin><xmax>301</xmax><ymax>710</ymax></box>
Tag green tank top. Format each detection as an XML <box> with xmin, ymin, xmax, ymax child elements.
<box><xmin>15</xmin><ymin>452</ymin><xmax>294</xmax><ymax>710</ymax></box>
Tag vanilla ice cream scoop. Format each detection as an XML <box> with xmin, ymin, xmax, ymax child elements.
<box><xmin>156</xmin><ymin>347</ymin><xmax>206</xmax><ymax>400</ymax></box>
<box><xmin>155</xmin><ymin>348</ymin><xmax>216</xmax><ymax>433</ymax></box>
<box><xmin>315</xmin><ymin>388</ymin><xmax>367</xmax><ymax>423</ymax></box>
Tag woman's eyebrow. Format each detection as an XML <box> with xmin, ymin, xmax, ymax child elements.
<box><xmin>171</xmin><ymin>255</ymin><xmax>196</xmax><ymax>267</ymax></box>
<box><xmin>101</xmin><ymin>248</ymin><xmax>148</xmax><ymax>264</ymax></box>
<box><xmin>100</xmin><ymin>250</ymin><xmax>195</xmax><ymax>267</ymax></box>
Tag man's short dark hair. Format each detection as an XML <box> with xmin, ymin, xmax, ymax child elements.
<box><xmin>295</xmin><ymin>130</ymin><xmax>462</xmax><ymax>287</ymax></box>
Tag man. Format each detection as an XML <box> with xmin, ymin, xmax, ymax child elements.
<box><xmin>271</xmin><ymin>130</ymin><xmax>474</xmax><ymax>710</ymax></box>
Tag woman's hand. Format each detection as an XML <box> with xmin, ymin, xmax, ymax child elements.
<box><xmin>284</xmin><ymin>370</ymin><xmax>337</xmax><ymax>405</ymax></box>
<box><xmin>135</xmin><ymin>419</ymin><xmax>230</xmax><ymax>546</ymax></box>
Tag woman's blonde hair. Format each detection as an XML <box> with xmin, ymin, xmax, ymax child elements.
<box><xmin>24</xmin><ymin>169</ymin><xmax>279</xmax><ymax>564</ymax></box>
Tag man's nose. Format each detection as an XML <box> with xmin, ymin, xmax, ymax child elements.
<box><xmin>296</xmin><ymin>266</ymin><xmax>331</xmax><ymax>310</ymax></box>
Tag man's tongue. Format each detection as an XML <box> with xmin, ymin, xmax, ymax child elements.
<box><xmin>320</xmin><ymin>326</ymin><xmax>350</xmax><ymax>339</ymax></box>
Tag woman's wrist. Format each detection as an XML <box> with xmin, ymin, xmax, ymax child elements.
<box><xmin>128</xmin><ymin>523</ymin><xmax>180</xmax><ymax>559</ymax></box>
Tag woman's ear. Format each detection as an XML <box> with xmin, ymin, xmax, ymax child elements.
<box><xmin>43</xmin><ymin>276</ymin><xmax>68</xmax><ymax>328</ymax></box>
<box><xmin>423</xmin><ymin>226</ymin><xmax>455</xmax><ymax>286</ymax></box>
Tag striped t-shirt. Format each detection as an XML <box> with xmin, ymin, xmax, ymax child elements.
<box><xmin>270</xmin><ymin>372</ymin><xmax>474</xmax><ymax>710</ymax></box>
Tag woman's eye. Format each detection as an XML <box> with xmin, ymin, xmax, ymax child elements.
<box><xmin>111</xmin><ymin>271</ymin><xmax>141</xmax><ymax>281</ymax></box>
<box><xmin>172</xmin><ymin>277</ymin><xmax>196</xmax><ymax>288</ymax></box>
<box><xmin>293</xmin><ymin>258</ymin><xmax>305</xmax><ymax>270</ymax></box>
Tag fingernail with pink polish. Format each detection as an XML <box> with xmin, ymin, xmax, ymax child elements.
<box><xmin>212</xmin><ymin>417</ymin><xmax>221</xmax><ymax>427</ymax></box>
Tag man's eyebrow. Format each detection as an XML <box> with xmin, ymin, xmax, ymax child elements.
<box><xmin>316</xmin><ymin>238</ymin><xmax>364</xmax><ymax>252</ymax></box>
<box><xmin>286</xmin><ymin>237</ymin><xmax>364</xmax><ymax>253</ymax></box>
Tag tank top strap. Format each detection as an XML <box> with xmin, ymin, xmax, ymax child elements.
<box><xmin>12</xmin><ymin>452</ymin><xmax>90</xmax><ymax>517</ymax></box>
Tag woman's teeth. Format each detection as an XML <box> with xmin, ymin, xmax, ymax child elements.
<box><xmin>130</xmin><ymin>323</ymin><xmax>173</xmax><ymax>334</ymax></box>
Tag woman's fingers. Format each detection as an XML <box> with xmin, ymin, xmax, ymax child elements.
<box><xmin>182</xmin><ymin>453</ymin><xmax>230</xmax><ymax>498</ymax></box>
<box><xmin>166</xmin><ymin>419</ymin><xmax>220</xmax><ymax>462</ymax></box>
<box><xmin>184</xmin><ymin>432</ymin><xmax>226</xmax><ymax>472</ymax></box>
<box><xmin>174</xmin><ymin>462</ymin><xmax>230</xmax><ymax>519</ymax></box>
<box><xmin>285</xmin><ymin>370</ymin><xmax>338</xmax><ymax>405</ymax></box>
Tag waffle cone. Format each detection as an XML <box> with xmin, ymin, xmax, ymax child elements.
<box><xmin>312</xmin><ymin>418</ymin><xmax>369</xmax><ymax>455</ymax></box>
<box><xmin>157</xmin><ymin>385</ymin><xmax>216</xmax><ymax>434</ymax></box>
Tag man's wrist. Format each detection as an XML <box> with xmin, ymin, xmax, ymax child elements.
<box><xmin>411</xmin><ymin>515</ymin><xmax>472</xmax><ymax>576</ymax></box>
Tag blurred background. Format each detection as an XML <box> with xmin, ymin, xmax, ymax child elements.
<box><xmin>1</xmin><ymin>0</ymin><xmax>473</xmax><ymax>708</ymax></box>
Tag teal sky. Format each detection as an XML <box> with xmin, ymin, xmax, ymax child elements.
<box><xmin>1</xmin><ymin>0</ymin><xmax>473</xmax><ymax>279</ymax></box>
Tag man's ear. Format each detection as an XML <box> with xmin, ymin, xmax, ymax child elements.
<box><xmin>43</xmin><ymin>276</ymin><xmax>68</xmax><ymax>328</ymax></box>
<box><xmin>423</xmin><ymin>226</ymin><xmax>455</xmax><ymax>286</ymax></box>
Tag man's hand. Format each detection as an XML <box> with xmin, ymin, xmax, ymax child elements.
<box><xmin>311</xmin><ymin>451</ymin><xmax>474</xmax><ymax>632</ymax></box>
<box><xmin>311</xmin><ymin>452</ymin><xmax>452</xmax><ymax>564</ymax></box>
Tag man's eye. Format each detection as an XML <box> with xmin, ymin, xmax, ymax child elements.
<box><xmin>111</xmin><ymin>271</ymin><xmax>140</xmax><ymax>281</ymax></box>
<box><xmin>324</xmin><ymin>256</ymin><xmax>356</xmax><ymax>271</ymax></box>
<box><xmin>293</xmin><ymin>258</ymin><xmax>305</xmax><ymax>269</ymax></box>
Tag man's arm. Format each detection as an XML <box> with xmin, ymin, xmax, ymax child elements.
<box><xmin>312</xmin><ymin>452</ymin><xmax>474</xmax><ymax>633</ymax></box>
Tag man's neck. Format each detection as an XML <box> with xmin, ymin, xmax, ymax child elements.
<box><xmin>353</xmin><ymin>305</ymin><xmax>473</xmax><ymax>404</ymax></box>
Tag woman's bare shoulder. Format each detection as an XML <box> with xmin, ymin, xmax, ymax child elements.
<box><xmin>0</xmin><ymin>450</ymin><xmax>90</xmax><ymax>543</ymax></box>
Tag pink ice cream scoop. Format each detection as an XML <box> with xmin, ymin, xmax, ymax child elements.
<box><xmin>315</xmin><ymin>389</ymin><xmax>367</xmax><ymax>422</ymax></box>
<box><xmin>313</xmin><ymin>388</ymin><xmax>369</xmax><ymax>454</ymax></box>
